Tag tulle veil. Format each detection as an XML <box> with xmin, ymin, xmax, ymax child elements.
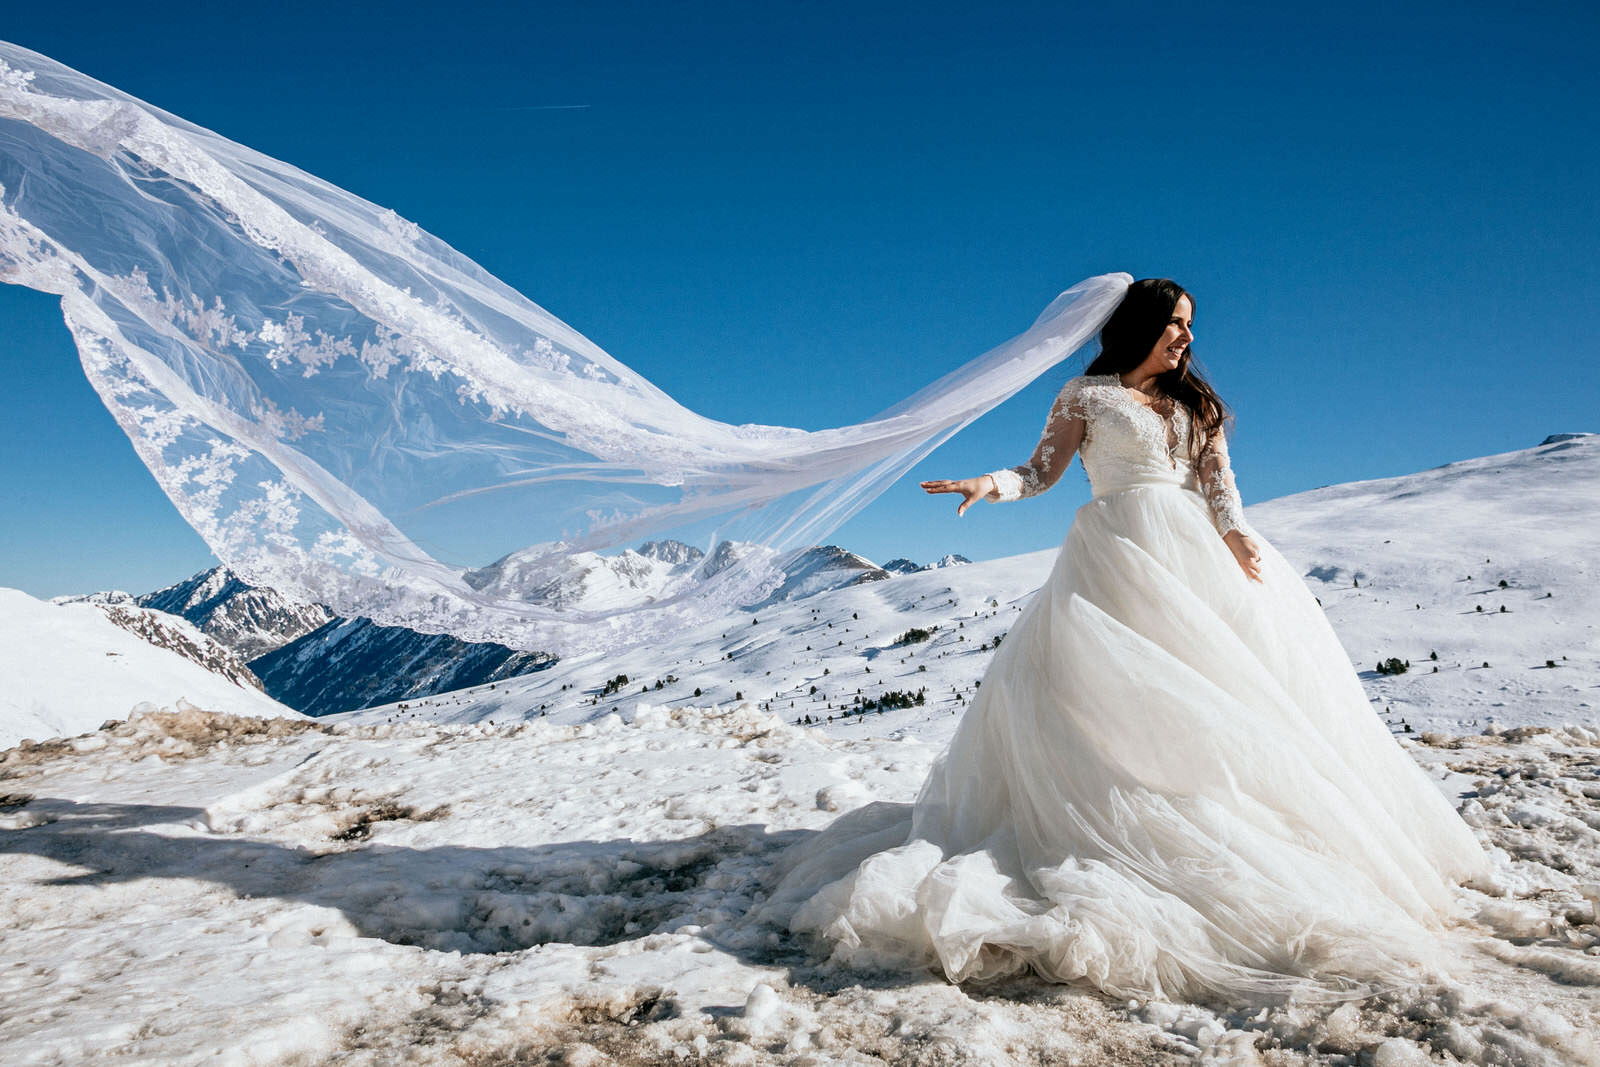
<box><xmin>0</xmin><ymin>41</ymin><xmax>1129</xmax><ymax>654</ymax></box>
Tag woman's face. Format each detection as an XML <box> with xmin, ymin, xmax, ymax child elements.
<box><xmin>1143</xmin><ymin>294</ymin><xmax>1193</xmax><ymax>373</ymax></box>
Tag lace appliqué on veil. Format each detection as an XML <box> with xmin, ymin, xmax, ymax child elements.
<box><xmin>0</xmin><ymin>46</ymin><xmax>1147</xmax><ymax>655</ymax></box>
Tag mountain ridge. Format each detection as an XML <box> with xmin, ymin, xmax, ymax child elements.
<box><xmin>328</xmin><ymin>433</ymin><xmax>1600</xmax><ymax>737</ymax></box>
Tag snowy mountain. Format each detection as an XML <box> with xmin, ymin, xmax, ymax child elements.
<box><xmin>884</xmin><ymin>554</ymin><xmax>973</xmax><ymax>574</ymax></box>
<box><xmin>462</xmin><ymin>538</ymin><xmax>707</xmax><ymax>610</ymax></box>
<box><xmin>636</xmin><ymin>539</ymin><xmax>707</xmax><ymax>566</ymax></box>
<box><xmin>753</xmin><ymin>545</ymin><xmax>890</xmax><ymax>604</ymax></box>
<box><xmin>1245</xmin><ymin>431</ymin><xmax>1600</xmax><ymax>731</ymax></box>
<box><xmin>88</xmin><ymin>567</ymin><xmax>556</xmax><ymax>718</ymax></box>
<box><xmin>46</xmin><ymin>433</ymin><xmax>1600</xmax><ymax>734</ymax></box>
<box><xmin>463</xmin><ymin>538</ymin><xmax>891</xmax><ymax>613</ymax></box>
<box><xmin>50</xmin><ymin>588</ymin><xmax>264</xmax><ymax>690</ymax></box>
<box><xmin>0</xmin><ymin>588</ymin><xmax>297</xmax><ymax>747</ymax></box>
<box><xmin>95</xmin><ymin>603</ymin><xmax>264</xmax><ymax>691</ymax></box>
<box><xmin>327</xmin><ymin>434</ymin><xmax>1599</xmax><ymax>739</ymax></box>
<box><xmin>136</xmin><ymin>566</ymin><xmax>335</xmax><ymax>659</ymax></box>
<box><xmin>248</xmin><ymin>616</ymin><xmax>557</xmax><ymax>717</ymax></box>
<box><xmin>95</xmin><ymin>541</ymin><xmax>898</xmax><ymax>720</ymax></box>
<box><xmin>235</xmin><ymin>540</ymin><xmax>890</xmax><ymax>717</ymax></box>
<box><xmin>49</xmin><ymin>588</ymin><xmax>137</xmax><ymax>608</ymax></box>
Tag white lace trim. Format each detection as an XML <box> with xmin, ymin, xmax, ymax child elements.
<box><xmin>987</xmin><ymin>468</ymin><xmax>1028</xmax><ymax>502</ymax></box>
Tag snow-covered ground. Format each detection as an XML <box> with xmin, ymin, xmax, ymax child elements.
<box><xmin>1</xmin><ymin>705</ymin><xmax>1597</xmax><ymax>1065</ymax></box>
<box><xmin>3</xmin><ymin>434</ymin><xmax>1598</xmax><ymax>1064</ymax></box>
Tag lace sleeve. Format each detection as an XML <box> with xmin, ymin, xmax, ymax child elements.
<box><xmin>986</xmin><ymin>379</ymin><xmax>1088</xmax><ymax>502</ymax></box>
<box><xmin>1197</xmin><ymin>423</ymin><xmax>1250</xmax><ymax>537</ymax></box>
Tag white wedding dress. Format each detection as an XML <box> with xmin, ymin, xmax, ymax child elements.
<box><xmin>763</xmin><ymin>373</ymin><xmax>1492</xmax><ymax>1003</ymax></box>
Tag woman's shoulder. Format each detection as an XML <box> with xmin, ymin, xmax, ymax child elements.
<box><xmin>1052</xmin><ymin>373</ymin><xmax>1122</xmax><ymax>420</ymax></box>
<box><xmin>1061</xmin><ymin>373</ymin><xmax>1124</xmax><ymax>399</ymax></box>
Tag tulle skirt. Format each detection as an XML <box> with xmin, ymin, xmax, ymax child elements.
<box><xmin>762</xmin><ymin>482</ymin><xmax>1491</xmax><ymax>1003</ymax></box>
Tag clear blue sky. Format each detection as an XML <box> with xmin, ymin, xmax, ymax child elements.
<box><xmin>2</xmin><ymin>1</ymin><xmax>1596</xmax><ymax>598</ymax></box>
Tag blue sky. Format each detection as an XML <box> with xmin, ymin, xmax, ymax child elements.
<box><xmin>2</xmin><ymin>1</ymin><xmax>1596</xmax><ymax>598</ymax></box>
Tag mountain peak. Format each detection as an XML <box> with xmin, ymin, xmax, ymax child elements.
<box><xmin>635</xmin><ymin>540</ymin><xmax>706</xmax><ymax>566</ymax></box>
<box><xmin>137</xmin><ymin>566</ymin><xmax>334</xmax><ymax>660</ymax></box>
<box><xmin>51</xmin><ymin>589</ymin><xmax>137</xmax><ymax>608</ymax></box>
<box><xmin>882</xmin><ymin>554</ymin><xmax>973</xmax><ymax>574</ymax></box>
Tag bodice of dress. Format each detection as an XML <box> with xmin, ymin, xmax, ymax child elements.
<box><xmin>986</xmin><ymin>373</ymin><xmax>1250</xmax><ymax>537</ymax></box>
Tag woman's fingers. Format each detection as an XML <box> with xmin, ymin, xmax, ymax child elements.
<box><xmin>922</xmin><ymin>478</ymin><xmax>981</xmax><ymax>516</ymax></box>
<box><xmin>958</xmin><ymin>485</ymin><xmax>988</xmax><ymax>517</ymax></box>
<box><xmin>1228</xmin><ymin>536</ymin><xmax>1264</xmax><ymax>583</ymax></box>
<box><xmin>1238</xmin><ymin>553</ymin><xmax>1263</xmax><ymax>583</ymax></box>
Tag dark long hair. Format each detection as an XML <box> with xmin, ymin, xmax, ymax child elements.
<box><xmin>1084</xmin><ymin>278</ymin><xmax>1230</xmax><ymax>462</ymax></box>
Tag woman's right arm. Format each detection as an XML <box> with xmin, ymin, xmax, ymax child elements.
<box><xmin>921</xmin><ymin>380</ymin><xmax>1087</xmax><ymax>514</ymax></box>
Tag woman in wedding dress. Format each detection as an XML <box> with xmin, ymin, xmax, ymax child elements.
<box><xmin>0</xmin><ymin>46</ymin><xmax>1492</xmax><ymax>1003</ymax></box>
<box><xmin>765</xmin><ymin>279</ymin><xmax>1492</xmax><ymax>1004</ymax></box>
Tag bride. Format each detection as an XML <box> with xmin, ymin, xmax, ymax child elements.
<box><xmin>0</xmin><ymin>45</ymin><xmax>1490</xmax><ymax>1001</ymax></box>
<box><xmin>764</xmin><ymin>279</ymin><xmax>1492</xmax><ymax>1004</ymax></box>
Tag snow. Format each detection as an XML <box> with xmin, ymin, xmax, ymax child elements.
<box><xmin>0</xmin><ymin>588</ymin><xmax>299</xmax><ymax>748</ymax></box>
<box><xmin>3</xmin><ymin>434</ymin><xmax>1599</xmax><ymax>1062</ymax></box>
<box><xmin>132</xmin><ymin>565</ymin><xmax>336</xmax><ymax>660</ymax></box>
<box><xmin>1245</xmin><ymin>433</ymin><xmax>1600</xmax><ymax>734</ymax></box>
<box><xmin>332</xmin><ymin>544</ymin><xmax>1059</xmax><ymax>745</ymax></box>
<box><xmin>323</xmin><ymin>437</ymin><xmax>1600</xmax><ymax>740</ymax></box>
<box><xmin>462</xmin><ymin>540</ymin><xmax>895</xmax><ymax>618</ymax></box>
<box><xmin>1</xmin><ymin>703</ymin><xmax>1598</xmax><ymax>1064</ymax></box>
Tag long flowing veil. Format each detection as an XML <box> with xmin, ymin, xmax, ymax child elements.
<box><xmin>0</xmin><ymin>42</ymin><xmax>1130</xmax><ymax>655</ymax></box>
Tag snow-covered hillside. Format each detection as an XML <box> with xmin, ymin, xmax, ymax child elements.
<box><xmin>335</xmin><ymin>546</ymin><xmax>1051</xmax><ymax>745</ymax></box>
<box><xmin>1247</xmin><ymin>432</ymin><xmax>1600</xmax><ymax>732</ymax></box>
<box><xmin>463</xmin><ymin>539</ymin><xmax>893</xmax><ymax>615</ymax></box>
<box><xmin>3</xmin><ymin>435</ymin><xmax>1598</xmax><ymax>1063</ymax></box>
<box><xmin>0</xmin><ymin>589</ymin><xmax>299</xmax><ymax>748</ymax></box>
<box><xmin>51</xmin><ymin>591</ymin><xmax>265</xmax><ymax>690</ymax></box>
<box><xmin>325</xmin><ymin>436</ymin><xmax>1600</xmax><ymax>740</ymax></box>
<box><xmin>250</xmin><ymin>616</ymin><xmax>556</xmax><ymax>717</ymax></box>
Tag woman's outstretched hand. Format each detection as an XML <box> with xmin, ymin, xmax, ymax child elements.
<box><xmin>921</xmin><ymin>476</ymin><xmax>995</xmax><ymax>517</ymax></box>
<box><xmin>1224</xmin><ymin>529</ymin><xmax>1264</xmax><ymax>583</ymax></box>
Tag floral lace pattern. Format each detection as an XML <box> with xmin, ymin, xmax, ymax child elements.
<box><xmin>987</xmin><ymin>374</ymin><xmax>1249</xmax><ymax>537</ymax></box>
<box><xmin>0</xmin><ymin>47</ymin><xmax>1141</xmax><ymax>655</ymax></box>
<box><xmin>1195</xmin><ymin>425</ymin><xmax>1248</xmax><ymax>538</ymax></box>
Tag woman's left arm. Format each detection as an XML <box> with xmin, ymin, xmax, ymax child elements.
<box><xmin>921</xmin><ymin>379</ymin><xmax>1087</xmax><ymax>515</ymax></box>
<box><xmin>1198</xmin><ymin>426</ymin><xmax>1264</xmax><ymax>583</ymax></box>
